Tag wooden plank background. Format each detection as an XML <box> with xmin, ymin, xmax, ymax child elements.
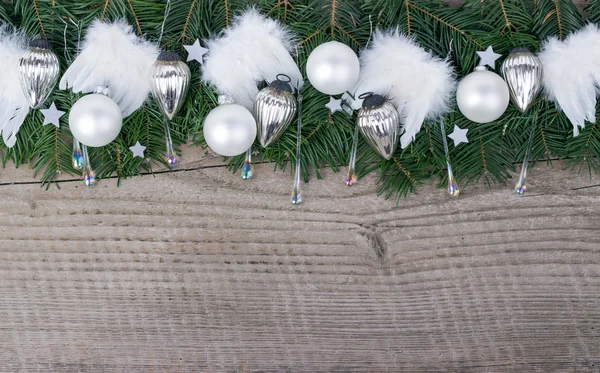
<box><xmin>1</xmin><ymin>0</ymin><xmax>599</xmax><ymax>371</ymax></box>
<box><xmin>1</xmin><ymin>144</ymin><xmax>599</xmax><ymax>372</ymax></box>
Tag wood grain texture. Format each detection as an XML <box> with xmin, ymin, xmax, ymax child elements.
<box><xmin>1</xmin><ymin>155</ymin><xmax>599</xmax><ymax>372</ymax></box>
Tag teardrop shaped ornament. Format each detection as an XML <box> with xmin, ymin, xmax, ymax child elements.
<box><xmin>19</xmin><ymin>39</ymin><xmax>60</xmax><ymax>109</ymax></box>
<box><xmin>356</xmin><ymin>94</ymin><xmax>402</xmax><ymax>160</ymax></box>
<box><xmin>149</xmin><ymin>51</ymin><xmax>191</xmax><ymax>120</ymax></box>
<box><xmin>254</xmin><ymin>75</ymin><xmax>297</xmax><ymax>148</ymax></box>
<box><xmin>500</xmin><ymin>47</ymin><xmax>543</xmax><ymax>113</ymax></box>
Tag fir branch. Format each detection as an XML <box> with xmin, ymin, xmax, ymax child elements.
<box><xmin>297</xmin><ymin>27</ymin><xmax>324</xmax><ymax>46</ymax></box>
<box><xmin>404</xmin><ymin>0</ymin><xmax>410</xmax><ymax>36</ymax></box>
<box><xmin>126</xmin><ymin>0</ymin><xmax>142</xmax><ymax>35</ymax></box>
<box><xmin>101</xmin><ymin>0</ymin><xmax>110</xmax><ymax>19</ymax></box>
<box><xmin>224</xmin><ymin>0</ymin><xmax>229</xmax><ymax>28</ymax></box>
<box><xmin>32</xmin><ymin>0</ymin><xmax>45</xmax><ymax>35</ymax></box>
<box><xmin>330</xmin><ymin>0</ymin><xmax>337</xmax><ymax>38</ymax></box>
<box><xmin>180</xmin><ymin>0</ymin><xmax>197</xmax><ymax>42</ymax></box>
<box><xmin>407</xmin><ymin>2</ymin><xmax>485</xmax><ymax>50</ymax></box>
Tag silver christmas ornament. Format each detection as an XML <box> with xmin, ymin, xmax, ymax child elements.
<box><xmin>254</xmin><ymin>74</ymin><xmax>297</xmax><ymax>147</ymax></box>
<box><xmin>356</xmin><ymin>94</ymin><xmax>402</xmax><ymax>160</ymax></box>
<box><xmin>500</xmin><ymin>47</ymin><xmax>543</xmax><ymax>113</ymax></box>
<box><xmin>18</xmin><ymin>39</ymin><xmax>60</xmax><ymax>109</ymax></box>
<box><xmin>149</xmin><ymin>51</ymin><xmax>191</xmax><ymax>120</ymax></box>
<box><xmin>69</xmin><ymin>87</ymin><xmax>123</xmax><ymax>147</ymax></box>
<box><xmin>203</xmin><ymin>97</ymin><xmax>257</xmax><ymax>157</ymax></box>
<box><xmin>306</xmin><ymin>41</ymin><xmax>360</xmax><ymax>95</ymax></box>
<box><xmin>456</xmin><ymin>66</ymin><xmax>510</xmax><ymax>123</ymax></box>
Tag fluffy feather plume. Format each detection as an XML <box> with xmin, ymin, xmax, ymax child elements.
<box><xmin>202</xmin><ymin>8</ymin><xmax>302</xmax><ymax>110</ymax></box>
<box><xmin>0</xmin><ymin>25</ymin><xmax>29</xmax><ymax>148</ymax></box>
<box><xmin>539</xmin><ymin>24</ymin><xmax>600</xmax><ymax>136</ymax></box>
<box><xmin>354</xmin><ymin>30</ymin><xmax>455</xmax><ymax>149</ymax></box>
<box><xmin>59</xmin><ymin>19</ymin><xmax>159</xmax><ymax>117</ymax></box>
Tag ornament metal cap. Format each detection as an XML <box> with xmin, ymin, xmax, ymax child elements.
<box><xmin>269</xmin><ymin>74</ymin><xmax>294</xmax><ymax>93</ymax></box>
<box><xmin>360</xmin><ymin>92</ymin><xmax>386</xmax><ymax>109</ymax></box>
<box><xmin>29</xmin><ymin>38</ymin><xmax>52</xmax><ymax>50</ymax></box>
<box><xmin>94</xmin><ymin>86</ymin><xmax>111</xmax><ymax>96</ymax></box>
<box><xmin>510</xmin><ymin>47</ymin><xmax>531</xmax><ymax>54</ymax></box>
<box><xmin>157</xmin><ymin>51</ymin><xmax>182</xmax><ymax>62</ymax></box>
<box><xmin>218</xmin><ymin>95</ymin><xmax>235</xmax><ymax>105</ymax></box>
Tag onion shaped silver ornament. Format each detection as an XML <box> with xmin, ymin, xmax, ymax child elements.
<box><xmin>500</xmin><ymin>47</ymin><xmax>543</xmax><ymax>113</ymax></box>
<box><xmin>149</xmin><ymin>51</ymin><xmax>191</xmax><ymax>120</ymax></box>
<box><xmin>254</xmin><ymin>74</ymin><xmax>297</xmax><ymax>147</ymax></box>
<box><xmin>356</xmin><ymin>93</ymin><xmax>402</xmax><ymax>160</ymax></box>
<box><xmin>18</xmin><ymin>38</ymin><xmax>60</xmax><ymax>109</ymax></box>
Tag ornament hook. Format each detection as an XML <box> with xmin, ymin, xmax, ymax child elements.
<box><xmin>276</xmin><ymin>73</ymin><xmax>292</xmax><ymax>83</ymax></box>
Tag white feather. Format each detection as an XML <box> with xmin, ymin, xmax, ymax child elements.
<box><xmin>539</xmin><ymin>24</ymin><xmax>600</xmax><ymax>136</ymax></box>
<box><xmin>59</xmin><ymin>19</ymin><xmax>159</xmax><ymax>117</ymax></box>
<box><xmin>0</xmin><ymin>25</ymin><xmax>30</xmax><ymax>148</ymax></box>
<box><xmin>354</xmin><ymin>30</ymin><xmax>456</xmax><ymax>148</ymax></box>
<box><xmin>201</xmin><ymin>8</ymin><xmax>302</xmax><ymax>110</ymax></box>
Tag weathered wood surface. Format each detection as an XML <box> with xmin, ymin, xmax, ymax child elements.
<box><xmin>1</xmin><ymin>148</ymin><xmax>599</xmax><ymax>372</ymax></box>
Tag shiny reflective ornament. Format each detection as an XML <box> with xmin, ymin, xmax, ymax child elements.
<box><xmin>501</xmin><ymin>47</ymin><xmax>543</xmax><ymax>113</ymax></box>
<box><xmin>306</xmin><ymin>41</ymin><xmax>360</xmax><ymax>95</ymax></box>
<box><xmin>356</xmin><ymin>94</ymin><xmax>402</xmax><ymax>160</ymax></box>
<box><xmin>69</xmin><ymin>87</ymin><xmax>123</xmax><ymax>147</ymax></box>
<box><xmin>501</xmin><ymin>48</ymin><xmax>543</xmax><ymax>197</ymax></box>
<box><xmin>81</xmin><ymin>143</ymin><xmax>95</xmax><ymax>188</ymax></box>
<box><xmin>149</xmin><ymin>51</ymin><xmax>191</xmax><ymax>120</ymax></box>
<box><xmin>345</xmin><ymin>124</ymin><xmax>359</xmax><ymax>186</ymax></box>
<box><xmin>241</xmin><ymin>152</ymin><xmax>254</xmax><ymax>180</ymax></box>
<box><xmin>456</xmin><ymin>66</ymin><xmax>510</xmax><ymax>123</ymax></box>
<box><xmin>254</xmin><ymin>74</ymin><xmax>297</xmax><ymax>147</ymax></box>
<box><xmin>18</xmin><ymin>39</ymin><xmax>60</xmax><ymax>109</ymax></box>
<box><xmin>150</xmin><ymin>51</ymin><xmax>191</xmax><ymax>167</ymax></box>
<box><xmin>72</xmin><ymin>138</ymin><xmax>83</xmax><ymax>170</ymax></box>
<box><xmin>203</xmin><ymin>99</ymin><xmax>257</xmax><ymax>157</ymax></box>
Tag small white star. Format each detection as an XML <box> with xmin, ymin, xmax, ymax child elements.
<box><xmin>325</xmin><ymin>97</ymin><xmax>344</xmax><ymax>114</ymax></box>
<box><xmin>129</xmin><ymin>141</ymin><xmax>146</xmax><ymax>158</ymax></box>
<box><xmin>448</xmin><ymin>125</ymin><xmax>469</xmax><ymax>147</ymax></box>
<box><xmin>476</xmin><ymin>46</ymin><xmax>502</xmax><ymax>70</ymax></box>
<box><xmin>183</xmin><ymin>39</ymin><xmax>209</xmax><ymax>64</ymax></box>
<box><xmin>40</xmin><ymin>102</ymin><xmax>65</xmax><ymax>128</ymax></box>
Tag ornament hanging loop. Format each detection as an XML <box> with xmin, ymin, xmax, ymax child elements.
<box><xmin>276</xmin><ymin>73</ymin><xmax>292</xmax><ymax>83</ymax></box>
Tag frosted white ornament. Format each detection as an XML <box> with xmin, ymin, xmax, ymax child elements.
<box><xmin>456</xmin><ymin>66</ymin><xmax>510</xmax><ymax>123</ymax></box>
<box><xmin>306</xmin><ymin>41</ymin><xmax>360</xmax><ymax>95</ymax></box>
<box><xmin>203</xmin><ymin>102</ymin><xmax>256</xmax><ymax>156</ymax></box>
<box><xmin>69</xmin><ymin>89</ymin><xmax>123</xmax><ymax>147</ymax></box>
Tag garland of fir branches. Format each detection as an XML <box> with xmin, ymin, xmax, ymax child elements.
<box><xmin>1</xmin><ymin>0</ymin><xmax>599</xmax><ymax>201</ymax></box>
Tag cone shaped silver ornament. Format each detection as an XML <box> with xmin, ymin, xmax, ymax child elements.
<box><xmin>149</xmin><ymin>51</ymin><xmax>191</xmax><ymax>120</ymax></box>
<box><xmin>500</xmin><ymin>47</ymin><xmax>543</xmax><ymax>113</ymax></box>
<box><xmin>18</xmin><ymin>39</ymin><xmax>60</xmax><ymax>109</ymax></box>
<box><xmin>356</xmin><ymin>94</ymin><xmax>402</xmax><ymax>160</ymax></box>
<box><xmin>254</xmin><ymin>74</ymin><xmax>297</xmax><ymax>147</ymax></box>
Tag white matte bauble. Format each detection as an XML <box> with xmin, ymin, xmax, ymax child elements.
<box><xmin>69</xmin><ymin>94</ymin><xmax>123</xmax><ymax>147</ymax></box>
<box><xmin>306</xmin><ymin>41</ymin><xmax>360</xmax><ymax>95</ymax></box>
<box><xmin>456</xmin><ymin>67</ymin><xmax>510</xmax><ymax>123</ymax></box>
<box><xmin>203</xmin><ymin>103</ymin><xmax>257</xmax><ymax>156</ymax></box>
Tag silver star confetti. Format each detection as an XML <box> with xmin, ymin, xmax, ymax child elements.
<box><xmin>184</xmin><ymin>39</ymin><xmax>209</xmax><ymax>64</ymax></box>
<box><xmin>476</xmin><ymin>46</ymin><xmax>502</xmax><ymax>69</ymax></box>
<box><xmin>129</xmin><ymin>141</ymin><xmax>147</xmax><ymax>158</ymax></box>
<box><xmin>40</xmin><ymin>102</ymin><xmax>65</xmax><ymax>128</ymax></box>
<box><xmin>325</xmin><ymin>97</ymin><xmax>344</xmax><ymax>114</ymax></box>
<box><xmin>448</xmin><ymin>125</ymin><xmax>469</xmax><ymax>146</ymax></box>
